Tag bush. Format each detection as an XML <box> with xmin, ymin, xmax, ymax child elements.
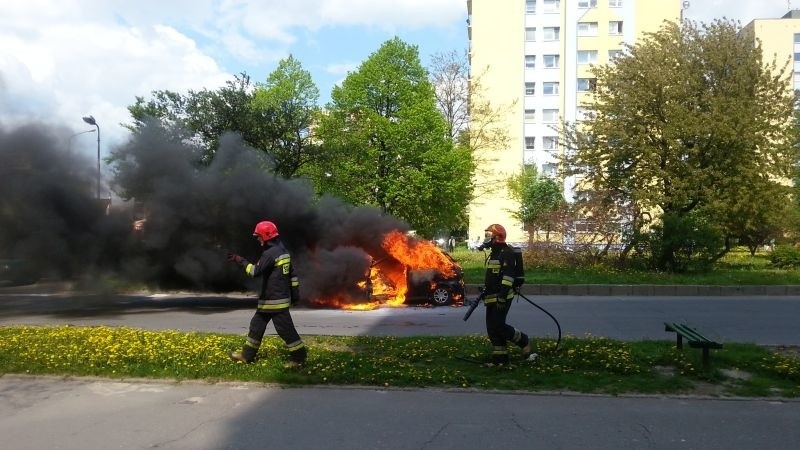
<box><xmin>645</xmin><ymin>212</ymin><xmax>725</xmax><ymax>273</ymax></box>
<box><xmin>769</xmin><ymin>245</ymin><xmax>800</xmax><ymax>269</ymax></box>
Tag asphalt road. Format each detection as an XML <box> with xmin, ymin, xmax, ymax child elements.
<box><xmin>1</xmin><ymin>285</ymin><xmax>799</xmax><ymax>345</ymax></box>
<box><xmin>2</xmin><ymin>284</ymin><xmax>799</xmax><ymax>449</ymax></box>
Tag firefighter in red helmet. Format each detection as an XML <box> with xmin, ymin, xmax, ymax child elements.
<box><xmin>226</xmin><ymin>220</ymin><xmax>306</xmax><ymax>367</ymax></box>
<box><xmin>479</xmin><ymin>223</ymin><xmax>532</xmax><ymax>366</ymax></box>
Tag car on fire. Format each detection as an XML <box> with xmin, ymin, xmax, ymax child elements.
<box><xmin>406</xmin><ymin>265</ymin><xmax>465</xmax><ymax>306</ymax></box>
<box><xmin>367</xmin><ymin>253</ymin><xmax>465</xmax><ymax>306</ymax></box>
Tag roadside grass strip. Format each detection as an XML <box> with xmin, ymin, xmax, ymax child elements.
<box><xmin>0</xmin><ymin>325</ymin><xmax>797</xmax><ymax>397</ymax></box>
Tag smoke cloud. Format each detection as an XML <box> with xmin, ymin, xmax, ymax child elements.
<box><xmin>0</xmin><ymin>120</ymin><xmax>408</xmax><ymax>304</ymax></box>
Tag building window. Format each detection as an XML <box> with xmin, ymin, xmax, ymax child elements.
<box><xmin>543</xmin><ymin>27</ymin><xmax>560</xmax><ymax>41</ymax></box>
<box><xmin>543</xmin><ymin>109</ymin><xmax>559</xmax><ymax>122</ymax></box>
<box><xmin>608</xmin><ymin>49</ymin><xmax>623</xmax><ymax>60</ymax></box>
<box><xmin>795</xmin><ymin>33</ymin><xmax>800</xmax><ymax>44</ymax></box>
<box><xmin>794</xmin><ymin>73</ymin><xmax>800</xmax><ymax>91</ymax></box>
<box><xmin>577</xmin><ymin>22</ymin><xmax>598</xmax><ymax>37</ymax></box>
<box><xmin>526</xmin><ymin>0</ymin><xmax>536</xmax><ymax>14</ymax></box>
<box><xmin>543</xmin><ymin>163</ymin><xmax>558</xmax><ymax>178</ymax></box>
<box><xmin>525</xmin><ymin>82</ymin><xmax>536</xmax><ymax>95</ymax></box>
<box><xmin>609</xmin><ymin>21</ymin><xmax>623</xmax><ymax>35</ymax></box>
<box><xmin>524</xmin><ymin>109</ymin><xmax>536</xmax><ymax>121</ymax></box>
<box><xmin>525</xmin><ymin>55</ymin><xmax>536</xmax><ymax>68</ymax></box>
<box><xmin>609</xmin><ymin>0</ymin><xmax>622</xmax><ymax>7</ymax></box>
<box><xmin>543</xmin><ymin>54</ymin><xmax>560</xmax><ymax>68</ymax></box>
<box><xmin>525</xmin><ymin>27</ymin><xmax>537</xmax><ymax>41</ymax></box>
<box><xmin>543</xmin><ymin>136</ymin><xmax>558</xmax><ymax>150</ymax></box>
<box><xmin>577</xmin><ymin>50</ymin><xmax>598</xmax><ymax>64</ymax></box>
<box><xmin>543</xmin><ymin>82</ymin><xmax>559</xmax><ymax>95</ymax></box>
<box><xmin>577</xmin><ymin>78</ymin><xmax>596</xmax><ymax>92</ymax></box>
<box><xmin>578</xmin><ymin>0</ymin><xmax>597</xmax><ymax>8</ymax></box>
<box><xmin>525</xmin><ymin>137</ymin><xmax>536</xmax><ymax>149</ymax></box>
<box><xmin>543</xmin><ymin>0</ymin><xmax>560</xmax><ymax>13</ymax></box>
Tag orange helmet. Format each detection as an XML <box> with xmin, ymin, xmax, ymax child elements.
<box><xmin>253</xmin><ymin>221</ymin><xmax>279</xmax><ymax>241</ymax></box>
<box><xmin>484</xmin><ymin>224</ymin><xmax>506</xmax><ymax>243</ymax></box>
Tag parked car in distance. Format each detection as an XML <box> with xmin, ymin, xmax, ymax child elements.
<box><xmin>0</xmin><ymin>258</ymin><xmax>39</xmax><ymax>286</ymax></box>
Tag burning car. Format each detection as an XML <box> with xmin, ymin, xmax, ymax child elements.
<box><xmin>369</xmin><ymin>253</ymin><xmax>465</xmax><ymax>307</ymax></box>
<box><xmin>310</xmin><ymin>230</ymin><xmax>465</xmax><ymax>309</ymax></box>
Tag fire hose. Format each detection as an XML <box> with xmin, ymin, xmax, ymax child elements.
<box><xmin>463</xmin><ymin>288</ymin><xmax>562</xmax><ymax>353</ymax></box>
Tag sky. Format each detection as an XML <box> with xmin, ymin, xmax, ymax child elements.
<box><xmin>0</xmin><ymin>0</ymin><xmax>796</xmax><ymax>161</ymax></box>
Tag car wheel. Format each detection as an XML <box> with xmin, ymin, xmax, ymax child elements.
<box><xmin>431</xmin><ymin>287</ymin><xmax>452</xmax><ymax>306</ymax></box>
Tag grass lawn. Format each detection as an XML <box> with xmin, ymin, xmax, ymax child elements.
<box><xmin>1</xmin><ymin>325</ymin><xmax>797</xmax><ymax>398</ymax></box>
<box><xmin>453</xmin><ymin>247</ymin><xmax>800</xmax><ymax>285</ymax></box>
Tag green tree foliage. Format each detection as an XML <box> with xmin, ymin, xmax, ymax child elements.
<box><xmin>125</xmin><ymin>58</ymin><xmax>320</xmax><ymax>179</ymax></box>
<box><xmin>507</xmin><ymin>165</ymin><xmax>566</xmax><ymax>243</ymax></box>
<box><xmin>562</xmin><ymin>20</ymin><xmax>798</xmax><ymax>271</ymax></box>
<box><xmin>126</xmin><ymin>74</ymin><xmax>254</xmax><ymax>164</ymax></box>
<box><xmin>313</xmin><ymin>38</ymin><xmax>473</xmax><ymax>236</ymax></box>
<box><xmin>251</xmin><ymin>55</ymin><xmax>321</xmax><ymax>178</ymax></box>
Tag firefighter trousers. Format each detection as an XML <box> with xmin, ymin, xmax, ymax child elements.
<box><xmin>485</xmin><ymin>300</ymin><xmax>529</xmax><ymax>364</ymax></box>
<box><xmin>244</xmin><ymin>309</ymin><xmax>306</xmax><ymax>363</ymax></box>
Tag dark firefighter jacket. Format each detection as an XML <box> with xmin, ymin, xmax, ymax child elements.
<box><xmin>240</xmin><ymin>238</ymin><xmax>300</xmax><ymax>310</ymax></box>
<box><xmin>483</xmin><ymin>243</ymin><xmax>524</xmax><ymax>304</ymax></box>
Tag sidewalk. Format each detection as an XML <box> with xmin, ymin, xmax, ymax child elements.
<box><xmin>2</xmin><ymin>375</ymin><xmax>798</xmax><ymax>450</ymax></box>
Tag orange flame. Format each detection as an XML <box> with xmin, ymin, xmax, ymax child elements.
<box><xmin>311</xmin><ymin>230</ymin><xmax>458</xmax><ymax>309</ymax></box>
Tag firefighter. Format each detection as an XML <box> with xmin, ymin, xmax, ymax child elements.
<box><xmin>479</xmin><ymin>223</ymin><xmax>532</xmax><ymax>366</ymax></box>
<box><xmin>226</xmin><ymin>220</ymin><xmax>306</xmax><ymax>367</ymax></box>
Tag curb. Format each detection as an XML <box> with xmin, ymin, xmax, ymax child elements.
<box><xmin>464</xmin><ymin>284</ymin><xmax>800</xmax><ymax>296</ymax></box>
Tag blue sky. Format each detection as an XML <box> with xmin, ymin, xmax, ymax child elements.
<box><xmin>0</xmin><ymin>0</ymin><xmax>794</xmax><ymax>160</ymax></box>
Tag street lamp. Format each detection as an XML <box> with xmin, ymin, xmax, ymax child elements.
<box><xmin>82</xmin><ymin>115</ymin><xmax>100</xmax><ymax>199</ymax></box>
<box><xmin>67</xmin><ymin>129</ymin><xmax>96</xmax><ymax>154</ymax></box>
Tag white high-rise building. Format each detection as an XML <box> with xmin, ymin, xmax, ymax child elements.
<box><xmin>466</xmin><ymin>0</ymin><xmax>681</xmax><ymax>244</ymax></box>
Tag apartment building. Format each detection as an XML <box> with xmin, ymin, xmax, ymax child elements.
<box><xmin>742</xmin><ymin>10</ymin><xmax>800</xmax><ymax>92</ymax></box>
<box><xmin>465</xmin><ymin>0</ymin><xmax>680</xmax><ymax>244</ymax></box>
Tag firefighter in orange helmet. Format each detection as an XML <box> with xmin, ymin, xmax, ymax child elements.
<box><xmin>226</xmin><ymin>220</ymin><xmax>306</xmax><ymax>367</ymax></box>
<box><xmin>480</xmin><ymin>223</ymin><xmax>532</xmax><ymax>366</ymax></box>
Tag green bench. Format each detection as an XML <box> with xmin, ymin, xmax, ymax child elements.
<box><xmin>664</xmin><ymin>322</ymin><xmax>723</xmax><ymax>368</ymax></box>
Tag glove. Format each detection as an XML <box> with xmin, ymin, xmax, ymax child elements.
<box><xmin>227</xmin><ymin>252</ymin><xmax>244</xmax><ymax>265</ymax></box>
<box><xmin>513</xmin><ymin>277</ymin><xmax>525</xmax><ymax>290</ymax></box>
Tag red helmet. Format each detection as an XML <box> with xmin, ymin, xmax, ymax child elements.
<box><xmin>484</xmin><ymin>224</ymin><xmax>506</xmax><ymax>243</ymax></box>
<box><xmin>253</xmin><ymin>221</ymin><xmax>279</xmax><ymax>241</ymax></box>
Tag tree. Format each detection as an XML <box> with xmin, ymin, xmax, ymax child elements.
<box><xmin>125</xmin><ymin>61</ymin><xmax>321</xmax><ymax>179</ymax></box>
<box><xmin>562</xmin><ymin>20</ymin><xmax>798</xmax><ymax>271</ymax></box>
<box><xmin>251</xmin><ymin>55</ymin><xmax>321</xmax><ymax>178</ymax></box>
<box><xmin>429</xmin><ymin>50</ymin><xmax>469</xmax><ymax>140</ymax></box>
<box><xmin>312</xmin><ymin>38</ymin><xmax>472</xmax><ymax>236</ymax></box>
<box><xmin>507</xmin><ymin>165</ymin><xmax>566</xmax><ymax>244</ymax></box>
<box><xmin>126</xmin><ymin>74</ymin><xmax>255</xmax><ymax>164</ymax></box>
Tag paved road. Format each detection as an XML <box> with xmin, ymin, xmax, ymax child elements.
<box><xmin>1</xmin><ymin>286</ymin><xmax>799</xmax><ymax>345</ymax></box>
<box><xmin>2</xmin><ymin>284</ymin><xmax>799</xmax><ymax>449</ymax></box>
<box><xmin>1</xmin><ymin>375</ymin><xmax>798</xmax><ymax>450</ymax></box>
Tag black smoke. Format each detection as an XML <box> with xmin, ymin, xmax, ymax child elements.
<box><xmin>0</xmin><ymin>122</ymin><xmax>132</xmax><ymax>280</ymax></box>
<box><xmin>1</xmin><ymin>120</ymin><xmax>409</xmax><ymax>304</ymax></box>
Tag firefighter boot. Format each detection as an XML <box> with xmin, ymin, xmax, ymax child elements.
<box><xmin>284</xmin><ymin>347</ymin><xmax>307</xmax><ymax>369</ymax></box>
<box><xmin>229</xmin><ymin>346</ymin><xmax>257</xmax><ymax>364</ymax></box>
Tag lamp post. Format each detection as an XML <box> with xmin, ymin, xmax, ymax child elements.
<box><xmin>67</xmin><ymin>129</ymin><xmax>96</xmax><ymax>154</ymax></box>
<box><xmin>82</xmin><ymin>115</ymin><xmax>100</xmax><ymax>199</ymax></box>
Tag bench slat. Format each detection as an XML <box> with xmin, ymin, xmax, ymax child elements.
<box><xmin>664</xmin><ymin>322</ymin><xmax>722</xmax><ymax>348</ymax></box>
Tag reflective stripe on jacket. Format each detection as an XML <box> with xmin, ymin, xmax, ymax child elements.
<box><xmin>243</xmin><ymin>238</ymin><xmax>297</xmax><ymax>310</ymax></box>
